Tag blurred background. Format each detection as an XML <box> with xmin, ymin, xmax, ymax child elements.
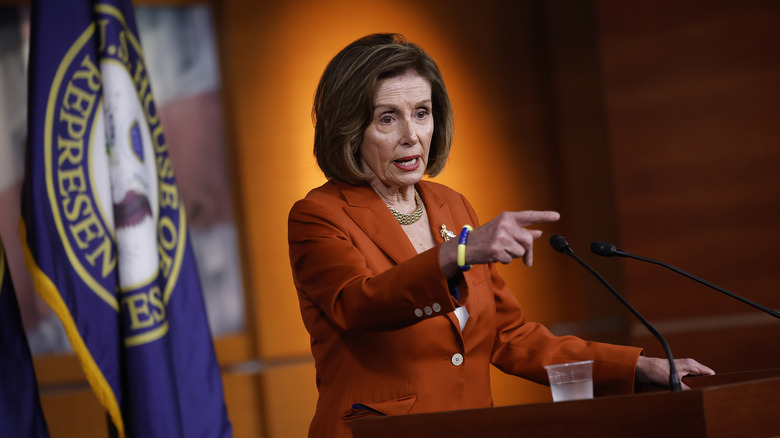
<box><xmin>1</xmin><ymin>0</ymin><xmax>779</xmax><ymax>436</ymax></box>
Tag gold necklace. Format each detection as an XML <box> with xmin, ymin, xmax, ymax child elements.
<box><xmin>387</xmin><ymin>189</ymin><xmax>423</xmax><ymax>225</ymax></box>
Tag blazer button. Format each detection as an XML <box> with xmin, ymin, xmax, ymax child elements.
<box><xmin>451</xmin><ymin>353</ymin><xmax>464</xmax><ymax>366</ymax></box>
<box><xmin>424</xmin><ymin>306</ymin><xmax>433</xmax><ymax>316</ymax></box>
<box><xmin>432</xmin><ymin>303</ymin><xmax>441</xmax><ymax>313</ymax></box>
<box><xmin>414</xmin><ymin>308</ymin><xmax>423</xmax><ymax>318</ymax></box>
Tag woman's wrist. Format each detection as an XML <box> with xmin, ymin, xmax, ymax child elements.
<box><xmin>438</xmin><ymin>239</ymin><xmax>460</xmax><ymax>279</ymax></box>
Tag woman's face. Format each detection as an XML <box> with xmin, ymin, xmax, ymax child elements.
<box><xmin>359</xmin><ymin>70</ymin><xmax>433</xmax><ymax>191</ymax></box>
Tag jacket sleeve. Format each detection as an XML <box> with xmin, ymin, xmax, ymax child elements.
<box><xmin>488</xmin><ymin>265</ymin><xmax>643</xmax><ymax>396</ymax></box>
<box><xmin>288</xmin><ymin>196</ymin><xmax>462</xmax><ymax>332</ymax></box>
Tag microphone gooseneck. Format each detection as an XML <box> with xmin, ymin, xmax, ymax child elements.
<box><xmin>590</xmin><ymin>241</ymin><xmax>780</xmax><ymax>320</ymax></box>
<box><xmin>549</xmin><ymin>235</ymin><xmax>682</xmax><ymax>392</ymax></box>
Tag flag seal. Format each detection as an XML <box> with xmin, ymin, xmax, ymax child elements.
<box><xmin>44</xmin><ymin>4</ymin><xmax>185</xmax><ymax>347</ymax></box>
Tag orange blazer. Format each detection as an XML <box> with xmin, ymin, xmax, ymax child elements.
<box><xmin>288</xmin><ymin>180</ymin><xmax>642</xmax><ymax>438</ymax></box>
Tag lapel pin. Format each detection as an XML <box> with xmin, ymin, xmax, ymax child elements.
<box><xmin>440</xmin><ymin>224</ymin><xmax>457</xmax><ymax>241</ymax></box>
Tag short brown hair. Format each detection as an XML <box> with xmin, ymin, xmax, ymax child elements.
<box><xmin>312</xmin><ymin>33</ymin><xmax>453</xmax><ymax>184</ymax></box>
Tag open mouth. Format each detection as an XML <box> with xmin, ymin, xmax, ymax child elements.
<box><xmin>394</xmin><ymin>156</ymin><xmax>420</xmax><ymax>170</ymax></box>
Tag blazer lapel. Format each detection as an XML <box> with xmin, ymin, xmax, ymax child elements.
<box><xmin>340</xmin><ymin>183</ymin><xmax>417</xmax><ymax>265</ymax></box>
<box><xmin>417</xmin><ymin>182</ymin><xmax>456</xmax><ymax>247</ymax></box>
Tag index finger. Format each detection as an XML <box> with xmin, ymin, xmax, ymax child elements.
<box><xmin>513</xmin><ymin>210</ymin><xmax>561</xmax><ymax>226</ymax></box>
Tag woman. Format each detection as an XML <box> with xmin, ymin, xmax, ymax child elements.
<box><xmin>288</xmin><ymin>33</ymin><xmax>713</xmax><ymax>438</ymax></box>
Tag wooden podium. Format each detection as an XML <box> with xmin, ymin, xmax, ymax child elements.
<box><xmin>352</xmin><ymin>370</ymin><xmax>780</xmax><ymax>438</ymax></box>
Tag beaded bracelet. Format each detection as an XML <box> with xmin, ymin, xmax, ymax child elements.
<box><xmin>457</xmin><ymin>225</ymin><xmax>473</xmax><ymax>271</ymax></box>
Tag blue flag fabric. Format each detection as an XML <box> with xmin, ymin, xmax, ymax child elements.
<box><xmin>0</xmin><ymin>239</ymin><xmax>50</xmax><ymax>437</ymax></box>
<box><xmin>23</xmin><ymin>1</ymin><xmax>232</xmax><ymax>436</ymax></box>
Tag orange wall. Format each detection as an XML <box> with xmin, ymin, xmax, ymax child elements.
<box><xmin>218</xmin><ymin>0</ymin><xmax>569</xmax><ymax>361</ymax></box>
<box><xmin>217</xmin><ymin>1</ymin><xmax>583</xmax><ymax>435</ymax></box>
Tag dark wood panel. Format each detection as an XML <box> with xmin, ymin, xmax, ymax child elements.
<box><xmin>595</xmin><ymin>0</ymin><xmax>780</xmax><ymax>377</ymax></box>
<box><xmin>632</xmin><ymin>322</ymin><xmax>780</xmax><ymax>373</ymax></box>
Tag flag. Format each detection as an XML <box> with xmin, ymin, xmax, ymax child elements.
<box><xmin>22</xmin><ymin>0</ymin><xmax>232</xmax><ymax>436</ymax></box>
<box><xmin>0</xmin><ymin>238</ymin><xmax>50</xmax><ymax>437</ymax></box>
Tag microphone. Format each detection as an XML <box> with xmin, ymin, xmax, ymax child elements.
<box><xmin>591</xmin><ymin>241</ymin><xmax>780</xmax><ymax>320</ymax></box>
<box><xmin>549</xmin><ymin>234</ymin><xmax>573</xmax><ymax>255</ymax></box>
<box><xmin>550</xmin><ymin>235</ymin><xmax>682</xmax><ymax>391</ymax></box>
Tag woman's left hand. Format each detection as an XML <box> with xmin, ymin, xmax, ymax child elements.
<box><xmin>636</xmin><ymin>356</ymin><xmax>715</xmax><ymax>389</ymax></box>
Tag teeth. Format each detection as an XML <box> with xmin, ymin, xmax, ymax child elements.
<box><xmin>397</xmin><ymin>158</ymin><xmax>416</xmax><ymax>166</ymax></box>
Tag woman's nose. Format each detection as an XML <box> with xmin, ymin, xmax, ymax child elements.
<box><xmin>399</xmin><ymin>118</ymin><xmax>419</xmax><ymax>145</ymax></box>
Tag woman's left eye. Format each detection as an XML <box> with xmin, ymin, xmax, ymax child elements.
<box><xmin>415</xmin><ymin>109</ymin><xmax>430</xmax><ymax>119</ymax></box>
